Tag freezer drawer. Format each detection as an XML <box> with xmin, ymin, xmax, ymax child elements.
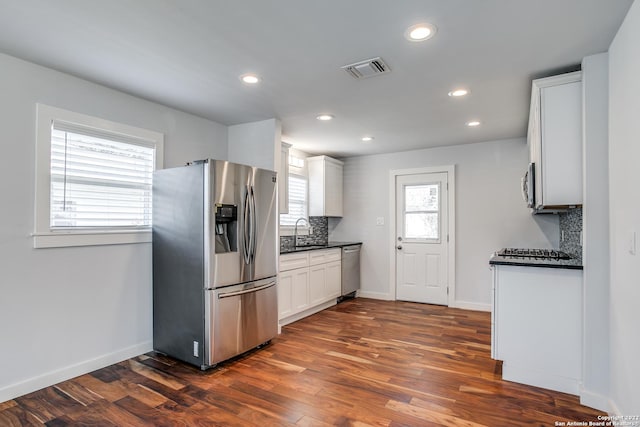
<box><xmin>208</xmin><ymin>277</ymin><xmax>278</xmax><ymax>366</ymax></box>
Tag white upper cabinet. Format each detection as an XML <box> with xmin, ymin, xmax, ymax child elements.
<box><xmin>528</xmin><ymin>71</ymin><xmax>583</xmax><ymax>211</ymax></box>
<box><xmin>279</xmin><ymin>142</ymin><xmax>291</xmax><ymax>214</ymax></box>
<box><xmin>307</xmin><ymin>155</ymin><xmax>343</xmax><ymax>217</ymax></box>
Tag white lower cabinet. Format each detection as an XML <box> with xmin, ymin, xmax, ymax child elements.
<box><xmin>279</xmin><ymin>249</ymin><xmax>341</xmax><ymax>326</ymax></box>
<box><xmin>278</xmin><ymin>267</ymin><xmax>309</xmax><ymax>319</ymax></box>
<box><xmin>278</xmin><ymin>270</ymin><xmax>294</xmax><ymax>319</ymax></box>
<box><xmin>492</xmin><ymin>264</ymin><xmax>583</xmax><ymax>395</ymax></box>
<box><xmin>309</xmin><ymin>264</ymin><xmax>327</xmax><ymax>306</ymax></box>
<box><xmin>325</xmin><ymin>261</ymin><xmax>341</xmax><ymax>299</ymax></box>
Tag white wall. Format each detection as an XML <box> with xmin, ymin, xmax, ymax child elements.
<box><xmin>0</xmin><ymin>53</ymin><xmax>228</xmax><ymax>401</ymax></box>
<box><xmin>608</xmin><ymin>0</ymin><xmax>640</xmax><ymax>415</ymax></box>
<box><xmin>580</xmin><ymin>53</ymin><xmax>611</xmax><ymax>411</ymax></box>
<box><xmin>330</xmin><ymin>138</ymin><xmax>560</xmax><ymax>308</ymax></box>
<box><xmin>228</xmin><ymin>118</ymin><xmax>281</xmax><ymax>171</ymax></box>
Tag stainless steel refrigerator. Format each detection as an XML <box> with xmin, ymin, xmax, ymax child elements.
<box><xmin>152</xmin><ymin>159</ymin><xmax>278</xmax><ymax>369</ymax></box>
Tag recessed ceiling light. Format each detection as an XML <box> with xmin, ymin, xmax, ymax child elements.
<box><xmin>405</xmin><ymin>23</ymin><xmax>437</xmax><ymax>42</ymax></box>
<box><xmin>316</xmin><ymin>114</ymin><xmax>334</xmax><ymax>121</ymax></box>
<box><xmin>361</xmin><ymin>136</ymin><xmax>374</xmax><ymax>142</ymax></box>
<box><xmin>240</xmin><ymin>73</ymin><xmax>260</xmax><ymax>84</ymax></box>
<box><xmin>448</xmin><ymin>89</ymin><xmax>469</xmax><ymax>97</ymax></box>
<box><xmin>467</xmin><ymin>120</ymin><xmax>481</xmax><ymax>127</ymax></box>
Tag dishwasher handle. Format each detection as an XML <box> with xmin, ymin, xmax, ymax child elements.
<box><xmin>217</xmin><ymin>281</ymin><xmax>276</xmax><ymax>299</ymax></box>
<box><xmin>343</xmin><ymin>246</ymin><xmax>361</xmax><ymax>254</ymax></box>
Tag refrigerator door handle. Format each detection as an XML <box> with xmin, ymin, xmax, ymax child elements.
<box><xmin>217</xmin><ymin>280</ymin><xmax>276</xmax><ymax>298</ymax></box>
<box><xmin>242</xmin><ymin>185</ymin><xmax>251</xmax><ymax>265</ymax></box>
<box><xmin>249</xmin><ymin>185</ymin><xmax>257</xmax><ymax>263</ymax></box>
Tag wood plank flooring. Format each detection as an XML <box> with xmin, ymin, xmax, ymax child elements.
<box><xmin>1</xmin><ymin>299</ymin><xmax>604</xmax><ymax>426</ymax></box>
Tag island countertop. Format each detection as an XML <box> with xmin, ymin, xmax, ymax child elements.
<box><xmin>489</xmin><ymin>253</ymin><xmax>583</xmax><ymax>270</ymax></box>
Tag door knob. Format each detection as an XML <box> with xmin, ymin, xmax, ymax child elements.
<box><xmin>397</xmin><ymin>245</ymin><xmax>403</xmax><ymax>250</ymax></box>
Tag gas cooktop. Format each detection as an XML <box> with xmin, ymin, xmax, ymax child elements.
<box><xmin>497</xmin><ymin>248</ymin><xmax>572</xmax><ymax>260</ymax></box>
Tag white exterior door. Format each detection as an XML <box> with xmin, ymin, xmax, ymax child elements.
<box><xmin>395</xmin><ymin>172</ymin><xmax>449</xmax><ymax>305</ymax></box>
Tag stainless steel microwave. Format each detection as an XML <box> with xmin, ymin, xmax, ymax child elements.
<box><xmin>521</xmin><ymin>162</ymin><xmax>535</xmax><ymax>208</ymax></box>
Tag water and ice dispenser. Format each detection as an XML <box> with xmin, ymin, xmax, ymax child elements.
<box><xmin>214</xmin><ymin>203</ymin><xmax>237</xmax><ymax>253</ymax></box>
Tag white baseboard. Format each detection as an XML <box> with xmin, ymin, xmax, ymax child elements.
<box><xmin>452</xmin><ymin>300</ymin><xmax>492</xmax><ymax>312</ymax></box>
<box><xmin>579</xmin><ymin>387</ymin><xmax>612</xmax><ymax>412</ymax></box>
<box><xmin>608</xmin><ymin>399</ymin><xmax>621</xmax><ymax>416</ymax></box>
<box><xmin>357</xmin><ymin>293</ymin><xmax>491</xmax><ymax>311</ymax></box>
<box><xmin>0</xmin><ymin>341</ymin><xmax>152</xmax><ymax>403</ymax></box>
<box><xmin>357</xmin><ymin>290</ymin><xmax>393</xmax><ymax>300</ymax></box>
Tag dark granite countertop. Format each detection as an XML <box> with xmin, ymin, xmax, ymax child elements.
<box><xmin>489</xmin><ymin>253</ymin><xmax>583</xmax><ymax>270</ymax></box>
<box><xmin>280</xmin><ymin>241</ymin><xmax>362</xmax><ymax>255</ymax></box>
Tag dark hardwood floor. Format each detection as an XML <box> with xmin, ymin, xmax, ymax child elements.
<box><xmin>1</xmin><ymin>299</ymin><xmax>603</xmax><ymax>426</ymax></box>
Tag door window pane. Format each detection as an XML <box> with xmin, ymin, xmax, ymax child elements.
<box><xmin>404</xmin><ymin>183</ymin><xmax>440</xmax><ymax>240</ymax></box>
<box><xmin>405</xmin><ymin>213</ymin><xmax>439</xmax><ymax>239</ymax></box>
<box><xmin>405</xmin><ymin>184</ymin><xmax>438</xmax><ymax>211</ymax></box>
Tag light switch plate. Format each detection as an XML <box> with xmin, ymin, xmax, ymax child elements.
<box><xmin>376</xmin><ymin>217</ymin><xmax>384</xmax><ymax>226</ymax></box>
<box><xmin>630</xmin><ymin>231</ymin><xmax>636</xmax><ymax>256</ymax></box>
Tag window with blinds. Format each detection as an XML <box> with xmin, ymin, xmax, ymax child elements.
<box><xmin>280</xmin><ymin>173</ymin><xmax>308</xmax><ymax>226</ymax></box>
<box><xmin>49</xmin><ymin>122</ymin><xmax>156</xmax><ymax>229</ymax></box>
<box><xmin>34</xmin><ymin>104</ymin><xmax>164</xmax><ymax>248</ymax></box>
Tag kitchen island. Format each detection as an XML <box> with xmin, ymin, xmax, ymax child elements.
<box><xmin>490</xmin><ymin>253</ymin><xmax>583</xmax><ymax>395</ymax></box>
<box><xmin>489</xmin><ymin>252</ymin><xmax>583</xmax><ymax>270</ymax></box>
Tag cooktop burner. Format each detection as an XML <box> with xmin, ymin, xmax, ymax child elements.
<box><xmin>497</xmin><ymin>248</ymin><xmax>572</xmax><ymax>260</ymax></box>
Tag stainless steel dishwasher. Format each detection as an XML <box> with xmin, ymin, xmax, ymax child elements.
<box><xmin>341</xmin><ymin>244</ymin><xmax>361</xmax><ymax>299</ymax></box>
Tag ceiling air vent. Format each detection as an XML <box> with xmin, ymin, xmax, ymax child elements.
<box><xmin>341</xmin><ymin>57</ymin><xmax>391</xmax><ymax>79</ymax></box>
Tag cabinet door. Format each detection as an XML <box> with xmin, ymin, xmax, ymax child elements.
<box><xmin>308</xmin><ymin>156</ymin><xmax>344</xmax><ymax>217</ymax></box>
<box><xmin>291</xmin><ymin>268</ymin><xmax>310</xmax><ymax>313</ymax></box>
<box><xmin>325</xmin><ymin>260</ymin><xmax>342</xmax><ymax>299</ymax></box>
<box><xmin>278</xmin><ymin>271</ymin><xmax>294</xmax><ymax>319</ymax></box>
<box><xmin>540</xmin><ymin>81</ymin><xmax>582</xmax><ymax>206</ymax></box>
<box><xmin>307</xmin><ymin>158</ymin><xmax>324</xmax><ymax>216</ymax></box>
<box><xmin>325</xmin><ymin>161</ymin><xmax>343</xmax><ymax>216</ymax></box>
<box><xmin>309</xmin><ymin>250</ymin><xmax>328</xmax><ymax>266</ymax></box>
<box><xmin>279</xmin><ymin>252</ymin><xmax>309</xmax><ymax>272</ymax></box>
<box><xmin>279</xmin><ymin>143</ymin><xmax>290</xmax><ymax>214</ymax></box>
<box><xmin>309</xmin><ymin>264</ymin><xmax>326</xmax><ymax>306</ymax></box>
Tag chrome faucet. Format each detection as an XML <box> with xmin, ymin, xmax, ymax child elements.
<box><xmin>294</xmin><ymin>217</ymin><xmax>309</xmax><ymax>247</ymax></box>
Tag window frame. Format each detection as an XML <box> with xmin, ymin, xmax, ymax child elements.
<box><xmin>33</xmin><ymin>104</ymin><xmax>164</xmax><ymax>248</ymax></box>
<box><xmin>402</xmin><ymin>182</ymin><xmax>441</xmax><ymax>243</ymax></box>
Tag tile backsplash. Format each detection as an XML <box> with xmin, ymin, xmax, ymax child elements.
<box><xmin>559</xmin><ymin>207</ymin><xmax>582</xmax><ymax>261</ymax></box>
<box><xmin>280</xmin><ymin>216</ymin><xmax>328</xmax><ymax>251</ymax></box>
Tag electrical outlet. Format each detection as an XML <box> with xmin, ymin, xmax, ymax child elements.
<box><xmin>376</xmin><ymin>217</ymin><xmax>384</xmax><ymax>226</ymax></box>
<box><xmin>193</xmin><ymin>341</ymin><xmax>199</xmax><ymax>357</ymax></box>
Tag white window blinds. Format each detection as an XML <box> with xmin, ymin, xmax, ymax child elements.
<box><xmin>280</xmin><ymin>173</ymin><xmax>308</xmax><ymax>226</ymax></box>
<box><xmin>50</xmin><ymin>121</ymin><xmax>156</xmax><ymax>229</ymax></box>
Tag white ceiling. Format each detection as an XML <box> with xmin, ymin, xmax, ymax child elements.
<box><xmin>0</xmin><ymin>0</ymin><xmax>633</xmax><ymax>157</ymax></box>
